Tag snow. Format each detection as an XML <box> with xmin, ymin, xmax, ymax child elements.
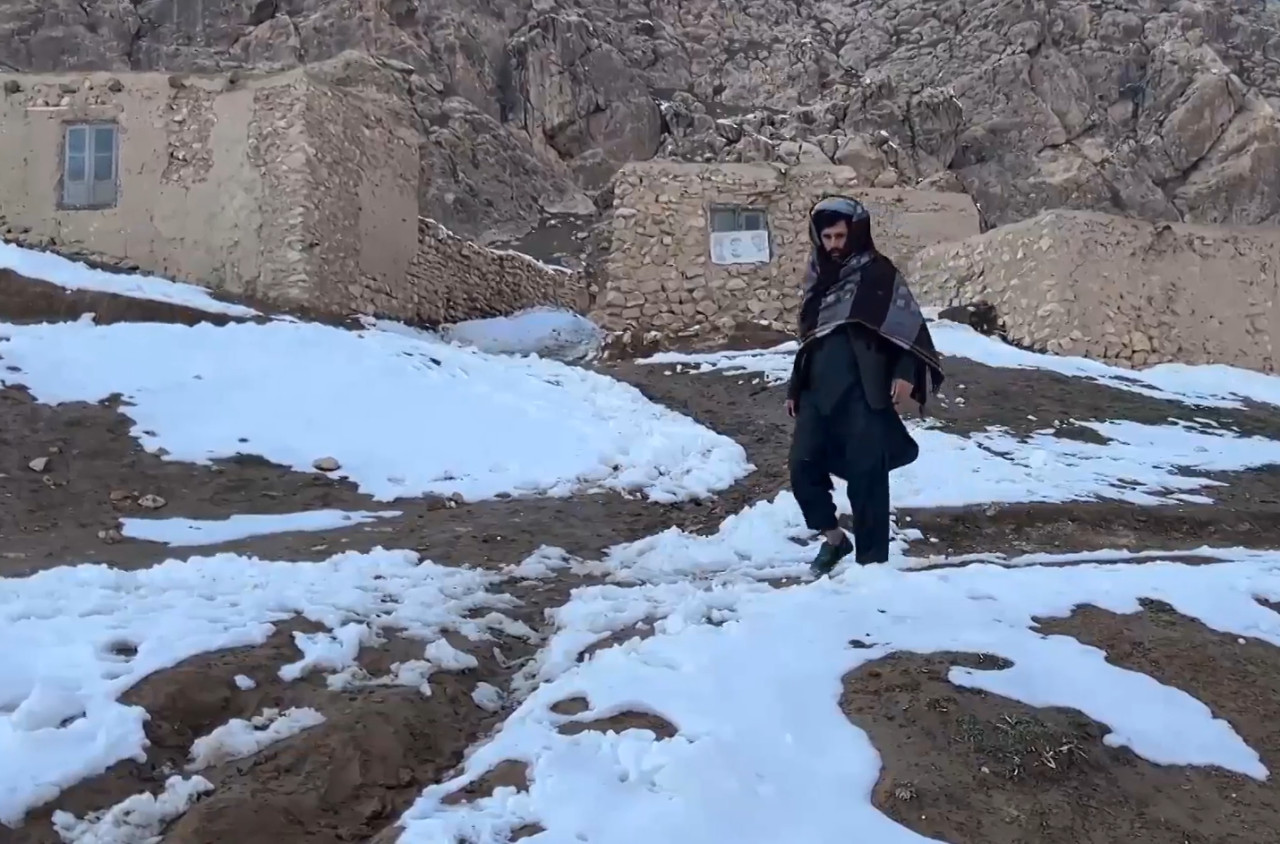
<box><xmin>0</xmin><ymin>319</ymin><xmax>750</xmax><ymax>503</ymax></box>
<box><xmin>894</xmin><ymin>419</ymin><xmax>1280</xmax><ymax>508</ymax></box>
<box><xmin>119</xmin><ymin>509</ymin><xmax>402</xmax><ymax>547</ymax></box>
<box><xmin>638</xmin><ymin>320</ymin><xmax>1280</xmax><ymax>409</ymax></box>
<box><xmin>187</xmin><ymin>707</ymin><xmax>326</xmax><ymax>771</ymax></box>
<box><xmin>440</xmin><ymin>308</ymin><xmax>603</xmax><ymax>362</ymax></box>
<box><xmin>0</xmin><ymin>548</ymin><xmax>521</xmax><ymax>827</ymax></box>
<box><xmin>0</xmin><ymin>241</ymin><xmax>259</xmax><ymax>319</ymax></box>
<box><xmin>3</xmin><ymin>260</ymin><xmax>1280</xmax><ymax>843</ymax></box>
<box><xmin>51</xmin><ymin>775</ymin><xmax>213</xmax><ymax>844</ymax></box>
<box><xmin>399</xmin><ymin>549</ymin><xmax>1280</xmax><ymax>844</ymax></box>
<box><xmin>930</xmin><ymin>321</ymin><xmax>1280</xmax><ymax>408</ymax></box>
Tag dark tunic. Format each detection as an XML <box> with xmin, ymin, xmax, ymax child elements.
<box><xmin>787</xmin><ymin>323</ymin><xmax>920</xmax><ymax>563</ymax></box>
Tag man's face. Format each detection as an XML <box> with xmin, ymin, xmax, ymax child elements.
<box><xmin>820</xmin><ymin>219</ymin><xmax>849</xmax><ymax>259</ymax></box>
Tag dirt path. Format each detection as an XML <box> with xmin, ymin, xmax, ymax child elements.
<box><xmin>4</xmin><ymin>284</ymin><xmax>1280</xmax><ymax>843</ymax></box>
<box><xmin>843</xmin><ymin>604</ymin><xmax>1280</xmax><ymax>843</ymax></box>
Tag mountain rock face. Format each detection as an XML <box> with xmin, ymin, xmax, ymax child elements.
<box><xmin>4</xmin><ymin>0</ymin><xmax>1280</xmax><ymax>236</ymax></box>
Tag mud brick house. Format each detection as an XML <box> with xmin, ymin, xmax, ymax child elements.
<box><xmin>589</xmin><ymin>161</ymin><xmax>982</xmax><ymax>332</ymax></box>
<box><xmin>0</xmin><ymin>51</ymin><xmax>581</xmax><ymax>324</ymax></box>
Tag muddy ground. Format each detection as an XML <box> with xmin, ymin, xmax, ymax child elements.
<box><xmin>3</xmin><ymin>278</ymin><xmax>1280</xmax><ymax>843</ymax></box>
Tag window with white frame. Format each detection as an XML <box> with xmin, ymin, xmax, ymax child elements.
<box><xmin>707</xmin><ymin>204</ymin><xmax>771</xmax><ymax>265</ymax></box>
<box><xmin>62</xmin><ymin>123</ymin><xmax>119</xmax><ymax>209</ymax></box>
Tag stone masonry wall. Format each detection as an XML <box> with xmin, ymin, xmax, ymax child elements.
<box><xmin>910</xmin><ymin>210</ymin><xmax>1280</xmax><ymax>372</ymax></box>
<box><xmin>407</xmin><ymin>218</ymin><xmax>587</xmax><ymax>326</ymax></box>
<box><xmin>593</xmin><ymin>161</ymin><xmax>981</xmax><ymax>332</ymax></box>
<box><xmin>297</xmin><ymin>59</ymin><xmax>420</xmax><ymax>317</ymax></box>
<box><xmin>242</xmin><ymin>80</ymin><xmax>311</xmax><ymax>304</ymax></box>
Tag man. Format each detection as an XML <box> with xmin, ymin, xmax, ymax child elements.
<box><xmin>786</xmin><ymin>196</ymin><xmax>944</xmax><ymax>575</ymax></box>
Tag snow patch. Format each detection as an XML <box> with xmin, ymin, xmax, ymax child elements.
<box><xmin>119</xmin><ymin>509</ymin><xmax>402</xmax><ymax>547</ymax></box>
<box><xmin>638</xmin><ymin>320</ymin><xmax>1280</xmax><ymax>409</ymax></box>
<box><xmin>50</xmin><ymin>775</ymin><xmax>213</xmax><ymax>844</ymax></box>
<box><xmin>0</xmin><ymin>241</ymin><xmax>258</xmax><ymax>318</ymax></box>
<box><xmin>187</xmin><ymin>707</ymin><xmax>326</xmax><ymax>771</ymax></box>
<box><xmin>399</xmin><ymin>552</ymin><xmax>1280</xmax><ymax>844</ymax></box>
<box><xmin>0</xmin><ymin>319</ymin><xmax>750</xmax><ymax>503</ymax></box>
<box><xmin>0</xmin><ymin>548</ymin><xmax>516</xmax><ymax>827</ymax></box>
<box><xmin>440</xmin><ymin>308</ymin><xmax>603</xmax><ymax>362</ymax></box>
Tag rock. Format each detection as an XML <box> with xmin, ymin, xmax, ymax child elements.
<box><xmin>137</xmin><ymin>494</ymin><xmax>167</xmax><ymax>510</ymax></box>
<box><xmin>4</xmin><ymin>0</ymin><xmax>1280</xmax><ymax>228</ymax></box>
<box><xmin>313</xmin><ymin>456</ymin><xmax>341</xmax><ymax>472</ymax></box>
<box><xmin>506</xmin><ymin>14</ymin><xmax>663</xmax><ymax>186</ymax></box>
<box><xmin>27</xmin><ymin>456</ymin><xmax>49</xmax><ymax>472</ymax></box>
<box><xmin>776</xmin><ymin>140</ymin><xmax>830</xmax><ymax>165</ymax></box>
<box><xmin>423</xmin><ymin>495</ymin><xmax>451</xmax><ymax>511</ymax></box>
<box><xmin>832</xmin><ymin>135</ymin><xmax>887</xmax><ymax>181</ymax></box>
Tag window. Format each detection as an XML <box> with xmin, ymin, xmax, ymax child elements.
<box><xmin>707</xmin><ymin>204</ymin><xmax>771</xmax><ymax>265</ymax></box>
<box><xmin>62</xmin><ymin>123</ymin><xmax>118</xmax><ymax>209</ymax></box>
<box><xmin>709</xmin><ymin>205</ymin><xmax>768</xmax><ymax>233</ymax></box>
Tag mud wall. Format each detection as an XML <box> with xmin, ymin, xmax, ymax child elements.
<box><xmin>0</xmin><ymin>54</ymin><xmax>582</xmax><ymax>324</ymax></box>
<box><xmin>910</xmin><ymin>210</ymin><xmax>1280</xmax><ymax>371</ymax></box>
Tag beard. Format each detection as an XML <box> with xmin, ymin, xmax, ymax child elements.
<box><xmin>824</xmin><ymin>245</ymin><xmax>848</xmax><ymax>262</ymax></box>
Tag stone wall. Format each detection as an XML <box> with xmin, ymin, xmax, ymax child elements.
<box><xmin>0</xmin><ymin>53</ymin><xmax>582</xmax><ymax>325</ymax></box>
<box><xmin>910</xmin><ymin>210</ymin><xmax>1280</xmax><ymax>372</ymax></box>
<box><xmin>592</xmin><ymin>161</ymin><xmax>981</xmax><ymax>332</ymax></box>
<box><xmin>407</xmin><ymin>219</ymin><xmax>587</xmax><ymax>325</ymax></box>
<box><xmin>293</xmin><ymin>57</ymin><xmax>421</xmax><ymax>316</ymax></box>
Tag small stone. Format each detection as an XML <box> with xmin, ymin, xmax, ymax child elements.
<box><xmin>313</xmin><ymin>456</ymin><xmax>341</xmax><ymax>472</ymax></box>
<box><xmin>109</xmin><ymin>489</ymin><xmax>134</xmax><ymax>502</ymax></box>
<box><xmin>27</xmin><ymin>456</ymin><xmax>50</xmax><ymax>473</ymax></box>
<box><xmin>98</xmin><ymin>527</ymin><xmax>124</xmax><ymax>544</ymax></box>
<box><xmin>137</xmin><ymin>494</ymin><xmax>167</xmax><ymax>510</ymax></box>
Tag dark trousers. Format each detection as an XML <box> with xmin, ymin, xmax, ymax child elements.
<box><xmin>788</xmin><ymin>392</ymin><xmax>894</xmax><ymax>564</ymax></box>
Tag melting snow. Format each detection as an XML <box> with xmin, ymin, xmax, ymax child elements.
<box><xmin>119</xmin><ymin>509</ymin><xmax>402</xmax><ymax>547</ymax></box>
<box><xmin>4</xmin><ymin>259</ymin><xmax>1280</xmax><ymax>842</ymax></box>
<box><xmin>0</xmin><ymin>549</ymin><xmax>518</xmax><ymax>827</ymax></box>
<box><xmin>50</xmin><ymin>775</ymin><xmax>213</xmax><ymax>844</ymax></box>
<box><xmin>0</xmin><ymin>241</ymin><xmax>259</xmax><ymax>318</ymax></box>
<box><xmin>639</xmin><ymin>320</ymin><xmax>1280</xmax><ymax>409</ymax></box>
<box><xmin>399</xmin><ymin>548</ymin><xmax>1280</xmax><ymax>844</ymax></box>
<box><xmin>439</xmin><ymin>307</ymin><xmax>604</xmax><ymax>362</ymax></box>
<box><xmin>187</xmin><ymin>707</ymin><xmax>326</xmax><ymax>771</ymax></box>
<box><xmin>896</xmin><ymin>420</ymin><xmax>1280</xmax><ymax>507</ymax></box>
<box><xmin>0</xmin><ymin>319</ymin><xmax>750</xmax><ymax>503</ymax></box>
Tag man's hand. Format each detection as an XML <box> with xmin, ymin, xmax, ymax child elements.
<box><xmin>785</xmin><ymin>398</ymin><xmax>797</xmax><ymax>418</ymax></box>
<box><xmin>890</xmin><ymin>378</ymin><xmax>913</xmax><ymax>410</ymax></box>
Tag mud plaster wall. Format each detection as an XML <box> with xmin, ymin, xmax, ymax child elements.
<box><xmin>0</xmin><ymin>58</ymin><xmax>582</xmax><ymax>324</ymax></box>
<box><xmin>0</xmin><ymin>70</ymin><xmax>269</xmax><ymax>294</ymax></box>
<box><xmin>593</xmin><ymin>161</ymin><xmax>982</xmax><ymax>332</ymax></box>
<box><xmin>909</xmin><ymin>210</ymin><xmax>1280</xmax><ymax>372</ymax></box>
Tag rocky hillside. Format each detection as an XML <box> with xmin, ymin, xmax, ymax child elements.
<box><xmin>5</xmin><ymin>0</ymin><xmax>1280</xmax><ymax>237</ymax></box>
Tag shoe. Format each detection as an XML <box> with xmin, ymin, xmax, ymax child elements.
<box><xmin>810</xmin><ymin>533</ymin><xmax>854</xmax><ymax>576</ymax></box>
